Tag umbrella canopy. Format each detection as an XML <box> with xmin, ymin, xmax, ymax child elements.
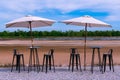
<box><xmin>62</xmin><ymin>15</ymin><xmax>111</xmax><ymax>27</ymax></box>
<box><xmin>6</xmin><ymin>15</ymin><xmax>55</xmax><ymax>46</ymax></box>
<box><xmin>6</xmin><ymin>15</ymin><xmax>55</xmax><ymax>28</ymax></box>
<box><xmin>62</xmin><ymin>15</ymin><xmax>112</xmax><ymax>70</ymax></box>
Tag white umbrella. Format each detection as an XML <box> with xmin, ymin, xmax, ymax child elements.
<box><xmin>6</xmin><ymin>15</ymin><xmax>55</xmax><ymax>46</ymax></box>
<box><xmin>62</xmin><ymin>15</ymin><xmax>111</xmax><ymax>70</ymax></box>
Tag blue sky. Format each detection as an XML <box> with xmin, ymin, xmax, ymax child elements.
<box><xmin>0</xmin><ymin>0</ymin><xmax>120</xmax><ymax>32</ymax></box>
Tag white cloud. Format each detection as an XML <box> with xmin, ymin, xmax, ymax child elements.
<box><xmin>105</xmin><ymin>15</ymin><xmax>120</xmax><ymax>21</ymax></box>
<box><xmin>0</xmin><ymin>0</ymin><xmax>119</xmax><ymax>31</ymax></box>
<box><xmin>0</xmin><ymin>0</ymin><xmax>120</xmax><ymax>22</ymax></box>
<box><xmin>0</xmin><ymin>0</ymin><xmax>41</xmax><ymax>12</ymax></box>
<box><xmin>1</xmin><ymin>0</ymin><xmax>119</xmax><ymax>12</ymax></box>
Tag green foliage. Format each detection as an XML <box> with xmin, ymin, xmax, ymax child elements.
<box><xmin>0</xmin><ymin>30</ymin><xmax>120</xmax><ymax>39</ymax></box>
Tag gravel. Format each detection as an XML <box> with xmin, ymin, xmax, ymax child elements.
<box><xmin>0</xmin><ymin>66</ymin><xmax>120</xmax><ymax>80</ymax></box>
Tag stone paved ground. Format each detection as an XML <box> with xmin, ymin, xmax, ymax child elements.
<box><xmin>0</xmin><ymin>66</ymin><xmax>120</xmax><ymax>80</ymax></box>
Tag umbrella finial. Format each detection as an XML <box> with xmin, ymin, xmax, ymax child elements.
<box><xmin>84</xmin><ymin>15</ymin><xmax>91</xmax><ymax>18</ymax></box>
<box><xmin>26</xmin><ymin>15</ymin><xmax>32</xmax><ymax>17</ymax></box>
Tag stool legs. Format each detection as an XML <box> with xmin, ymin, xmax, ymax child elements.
<box><xmin>109</xmin><ymin>55</ymin><xmax>111</xmax><ymax>70</ymax></box>
<box><xmin>42</xmin><ymin>55</ymin><xmax>45</xmax><ymax>72</ymax></box>
<box><xmin>52</xmin><ymin>55</ymin><xmax>55</xmax><ymax>72</ymax></box>
<box><xmin>28</xmin><ymin>48</ymin><xmax>40</xmax><ymax>72</ymax></box>
<box><xmin>11</xmin><ymin>54</ymin><xmax>25</xmax><ymax>73</ymax></box>
<box><xmin>35</xmin><ymin>48</ymin><xmax>40</xmax><ymax>72</ymax></box>
<box><xmin>68</xmin><ymin>54</ymin><xmax>72</xmax><ymax>70</ymax></box>
<box><xmin>91</xmin><ymin>48</ymin><xmax>95</xmax><ymax>73</ymax></box>
<box><xmin>11</xmin><ymin>54</ymin><xmax>15</xmax><ymax>72</ymax></box>
<box><xmin>16</xmin><ymin>55</ymin><xmax>20</xmax><ymax>73</ymax></box>
<box><xmin>111</xmin><ymin>55</ymin><xmax>114</xmax><ymax>72</ymax></box>
<box><xmin>49</xmin><ymin>56</ymin><xmax>51</xmax><ymax>70</ymax></box>
<box><xmin>91</xmin><ymin>48</ymin><xmax>101</xmax><ymax>73</ymax></box>
<box><xmin>98</xmin><ymin>48</ymin><xmax>102</xmax><ymax>71</ymax></box>
<box><xmin>103</xmin><ymin>55</ymin><xmax>107</xmax><ymax>72</ymax></box>
<box><xmin>42</xmin><ymin>54</ymin><xmax>55</xmax><ymax>73</ymax></box>
<box><xmin>28</xmin><ymin>50</ymin><xmax>32</xmax><ymax>71</ymax></box>
<box><xmin>76</xmin><ymin>54</ymin><xmax>78</xmax><ymax>70</ymax></box>
<box><xmin>45</xmin><ymin>56</ymin><xmax>48</xmax><ymax>73</ymax></box>
<box><xmin>68</xmin><ymin>54</ymin><xmax>74</xmax><ymax>72</ymax></box>
<box><xmin>78</xmin><ymin>54</ymin><xmax>82</xmax><ymax>72</ymax></box>
<box><xmin>72</xmin><ymin>54</ymin><xmax>74</xmax><ymax>72</ymax></box>
<box><xmin>109</xmin><ymin>55</ymin><xmax>114</xmax><ymax>72</ymax></box>
<box><xmin>102</xmin><ymin>54</ymin><xmax>114</xmax><ymax>73</ymax></box>
<box><xmin>68</xmin><ymin>53</ymin><xmax>82</xmax><ymax>72</ymax></box>
<box><xmin>22</xmin><ymin>55</ymin><xmax>25</xmax><ymax>71</ymax></box>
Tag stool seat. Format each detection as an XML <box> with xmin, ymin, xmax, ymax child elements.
<box><xmin>103</xmin><ymin>53</ymin><xmax>110</xmax><ymax>55</ymax></box>
<box><xmin>11</xmin><ymin>49</ymin><xmax>25</xmax><ymax>73</ymax></box>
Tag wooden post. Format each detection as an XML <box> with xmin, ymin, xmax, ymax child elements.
<box><xmin>29</xmin><ymin>21</ymin><xmax>33</xmax><ymax>47</ymax></box>
<box><xmin>84</xmin><ymin>23</ymin><xmax>87</xmax><ymax>70</ymax></box>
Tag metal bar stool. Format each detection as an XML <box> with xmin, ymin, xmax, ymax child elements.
<box><xmin>102</xmin><ymin>49</ymin><xmax>114</xmax><ymax>73</ymax></box>
<box><xmin>42</xmin><ymin>49</ymin><xmax>55</xmax><ymax>73</ymax></box>
<box><xmin>90</xmin><ymin>46</ymin><xmax>102</xmax><ymax>73</ymax></box>
<box><xmin>28</xmin><ymin>46</ymin><xmax>40</xmax><ymax>72</ymax></box>
<box><xmin>68</xmin><ymin>48</ymin><xmax>82</xmax><ymax>72</ymax></box>
<box><xmin>11</xmin><ymin>49</ymin><xmax>25</xmax><ymax>73</ymax></box>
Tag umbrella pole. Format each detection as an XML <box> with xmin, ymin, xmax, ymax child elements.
<box><xmin>29</xmin><ymin>21</ymin><xmax>33</xmax><ymax>47</ymax></box>
<box><xmin>84</xmin><ymin>23</ymin><xmax>87</xmax><ymax>70</ymax></box>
